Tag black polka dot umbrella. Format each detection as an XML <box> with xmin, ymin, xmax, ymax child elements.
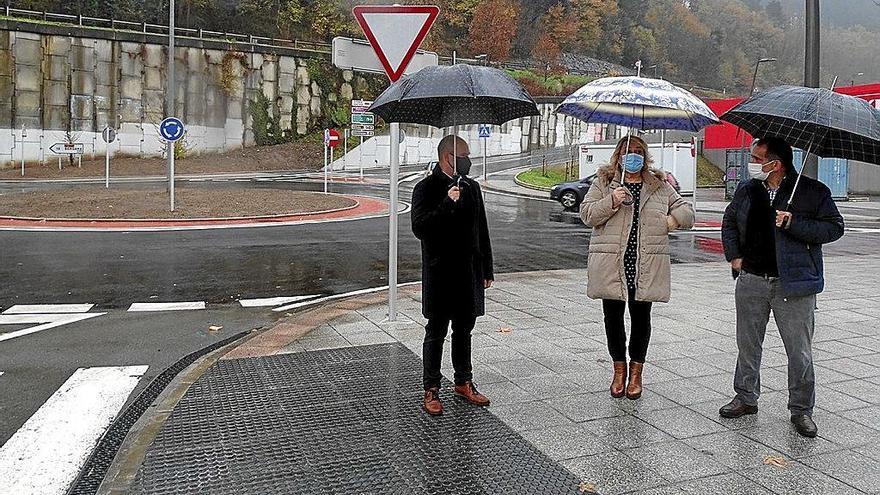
<box><xmin>368</xmin><ymin>64</ymin><xmax>540</xmax><ymax>128</ymax></box>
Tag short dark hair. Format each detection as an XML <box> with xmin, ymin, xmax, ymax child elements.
<box><xmin>754</xmin><ymin>137</ymin><xmax>795</xmax><ymax>174</ymax></box>
<box><xmin>437</xmin><ymin>135</ymin><xmax>465</xmax><ymax>159</ymax></box>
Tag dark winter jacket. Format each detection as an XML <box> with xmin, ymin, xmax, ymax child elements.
<box><xmin>722</xmin><ymin>174</ymin><xmax>844</xmax><ymax>297</ymax></box>
<box><xmin>411</xmin><ymin>165</ymin><xmax>494</xmax><ymax>319</ymax></box>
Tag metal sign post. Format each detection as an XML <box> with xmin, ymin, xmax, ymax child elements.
<box><xmin>102</xmin><ymin>126</ymin><xmax>117</xmax><ymax>188</ymax></box>
<box><xmin>478</xmin><ymin>124</ymin><xmax>491</xmax><ymax>181</ymax></box>
<box><xmin>323</xmin><ymin>130</ymin><xmax>329</xmax><ymax>193</ymax></box>
<box><xmin>20</xmin><ymin>125</ymin><xmax>26</xmax><ymax>176</ymax></box>
<box><xmin>167</xmin><ymin>0</ymin><xmax>175</xmax><ymax>199</ymax></box>
<box><xmin>351</xmin><ymin>4</ymin><xmax>440</xmax><ymax>322</ymax></box>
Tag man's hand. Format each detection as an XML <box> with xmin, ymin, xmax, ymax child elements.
<box><xmin>731</xmin><ymin>258</ymin><xmax>743</xmax><ymax>271</ymax></box>
<box><xmin>611</xmin><ymin>187</ymin><xmax>629</xmax><ymax>208</ymax></box>
<box><xmin>666</xmin><ymin>215</ymin><xmax>680</xmax><ymax>231</ymax></box>
<box><xmin>448</xmin><ymin>186</ymin><xmax>461</xmax><ymax>202</ymax></box>
<box><xmin>484</xmin><ymin>279</ymin><xmax>493</xmax><ymax>289</ymax></box>
<box><xmin>776</xmin><ymin>211</ymin><xmax>793</xmax><ymax>229</ymax></box>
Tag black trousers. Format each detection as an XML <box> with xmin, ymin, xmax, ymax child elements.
<box><xmin>423</xmin><ymin>315</ymin><xmax>477</xmax><ymax>390</ymax></box>
<box><xmin>602</xmin><ymin>289</ymin><xmax>653</xmax><ymax>363</ymax></box>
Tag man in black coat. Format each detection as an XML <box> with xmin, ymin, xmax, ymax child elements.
<box><xmin>719</xmin><ymin>137</ymin><xmax>844</xmax><ymax>438</ymax></box>
<box><xmin>411</xmin><ymin>135</ymin><xmax>494</xmax><ymax>416</ymax></box>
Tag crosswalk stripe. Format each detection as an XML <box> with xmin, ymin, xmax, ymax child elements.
<box><xmin>0</xmin><ymin>313</ymin><xmax>105</xmax><ymax>343</ymax></box>
<box><xmin>238</xmin><ymin>295</ymin><xmax>320</xmax><ymax>308</ymax></box>
<box><xmin>2</xmin><ymin>304</ymin><xmax>94</xmax><ymax>314</ymax></box>
<box><xmin>127</xmin><ymin>302</ymin><xmax>205</xmax><ymax>312</ymax></box>
<box><xmin>0</xmin><ymin>365</ymin><xmax>148</xmax><ymax>495</ymax></box>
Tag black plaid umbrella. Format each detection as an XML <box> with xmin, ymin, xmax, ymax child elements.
<box><xmin>368</xmin><ymin>64</ymin><xmax>540</xmax><ymax>128</ymax></box>
<box><xmin>721</xmin><ymin>85</ymin><xmax>880</xmax><ymax>166</ymax></box>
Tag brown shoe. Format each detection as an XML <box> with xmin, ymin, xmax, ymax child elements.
<box><xmin>423</xmin><ymin>387</ymin><xmax>443</xmax><ymax>416</ymax></box>
<box><xmin>453</xmin><ymin>381</ymin><xmax>490</xmax><ymax>406</ymax></box>
<box><xmin>626</xmin><ymin>361</ymin><xmax>643</xmax><ymax>400</ymax></box>
<box><xmin>610</xmin><ymin>361</ymin><xmax>627</xmax><ymax>398</ymax></box>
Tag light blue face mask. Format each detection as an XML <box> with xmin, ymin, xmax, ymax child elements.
<box><xmin>623</xmin><ymin>153</ymin><xmax>645</xmax><ymax>174</ymax></box>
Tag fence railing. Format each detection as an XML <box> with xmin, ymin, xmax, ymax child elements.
<box><xmin>1</xmin><ymin>6</ymin><xmax>333</xmax><ymax>54</ymax></box>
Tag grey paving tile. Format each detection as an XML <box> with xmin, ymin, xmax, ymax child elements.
<box><xmin>741</xmin><ymin>461</ymin><xmax>865</xmax><ymax>495</ymax></box>
<box><xmin>684</xmin><ymin>431</ymin><xmax>786</xmax><ymax>470</ymax></box>
<box><xmin>801</xmin><ymin>449</ymin><xmax>880</xmax><ymax>493</ymax></box>
<box><xmin>635</xmin><ymin>406</ymin><xmax>728</xmax><ymax>439</ymax></box>
<box><xmin>648</xmin><ymin>379</ymin><xmax>728</xmax><ymax>406</ymax></box>
<box><xmin>489</xmin><ymin>401</ymin><xmax>572</xmax><ymax>432</ymax></box>
<box><xmin>519</xmin><ymin>423</ymin><xmax>614</xmax><ymax>461</ymax></box>
<box><xmin>814</xmin><ymin>386</ymin><xmax>874</xmax><ymax>413</ymax></box>
<box><xmin>545</xmin><ymin>393</ymin><xmax>627</xmax><ymax>423</ymax></box>
<box><xmin>515</xmin><ymin>374</ymin><xmax>585</xmax><ymax>400</ymax></box>
<box><xmin>299</xmin><ymin>335</ymin><xmax>351</xmax><ymax>351</ymax></box>
<box><xmin>822</xmin><ymin>358</ymin><xmax>880</xmax><ymax>379</ymax></box>
<box><xmin>740</xmin><ymin>422</ymin><xmax>843</xmax><ymax>460</ymax></box>
<box><xmin>653</xmin><ymin>357</ymin><xmax>727</xmax><ymax>378</ymax></box>
<box><xmin>471</xmin><ymin>345</ymin><xmax>526</xmax><ymax>363</ymax></box>
<box><xmin>825</xmin><ymin>379</ymin><xmax>880</xmax><ymax>405</ymax></box>
<box><xmin>487</xmin><ymin>357</ymin><xmax>555</xmax><ymax>380</ymax></box>
<box><xmin>477</xmin><ymin>379</ymin><xmax>540</xmax><ymax>404</ymax></box>
<box><xmin>613</xmin><ymin>391</ymin><xmax>679</xmax><ymax>414</ymax></box>
<box><xmin>344</xmin><ymin>331</ymin><xmax>398</xmax><ymax>346</ymax></box>
<box><xmin>675</xmin><ymin>473</ymin><xmax>775</xmax><ymax>494</ymax></box>
<box><xmin>623</xmin><ymin>440</ymin><xmax>729</xmax><ymax>482</ymax></box>
<box><xmin>812</xmin><ymin>411</ymin><xmax>880</xmax><ymax>448</ymax></box>
<box><xmin>561</xmin><ymin>451</ymin><xmax>667</xmax><ymax>495</ymax></box>
<box><xmin>839</xmin><ymin>405</ymin><xmax>880</xmax><ymax>431</ymax></box>
<box><xmin>560</xmin><ymin>370</ymin><xmax>614</xmax><ymax>394</ymax></box>
<box><xmin>581</xmin><ymin>415</ymin><xmax>674</xmax><ymax>449</ymax></box>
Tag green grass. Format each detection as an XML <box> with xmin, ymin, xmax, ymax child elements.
<box><xmin>697</xmin><ymin>155</ymin><xmax>725</xmax><ymax>187</ymax></box>
<box><xmin>507</xmin><ymin>69</ymin><xmax>594</xmax><ymax>97</ymax></box>
<box><xmin>516</xmin><ymin>166</ymin><xmax>574</xmax><ymax>189</ymax></box>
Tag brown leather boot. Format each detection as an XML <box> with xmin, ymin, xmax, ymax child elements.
<box><xmin>626</xmin><ymin>361</ymin><xmax>643</xmax><ymax>400</ymax></box>
<box><xmin>423</xmin><ymin>387</ymin><xmax>443</xmax><ymax>416</ymax></box>
<box><xmin>610</xmin><ymin>361</ymin><xmax>627</xmax><ymax>398</ymax></box>
<box><xmin>453</xmin><ymin>381</ymin><xmax>490</xmax><ymax>406</ymax></box>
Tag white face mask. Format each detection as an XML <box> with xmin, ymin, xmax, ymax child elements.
<box><xmin>748</xmin><ymin>161</ymin><xmax>775</xmax><ymax>181</ymax></box>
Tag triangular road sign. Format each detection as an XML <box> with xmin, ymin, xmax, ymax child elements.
<box><xmin>352</xmin><ymin>5</ymin><xmax>439</xmax><ymax>82</ymax></box>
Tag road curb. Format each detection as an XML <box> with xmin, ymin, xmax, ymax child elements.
<box><xmin>0</xmin><ymin>195</ymin><xmax>391</xmax><ymax>231</ymax></box>
<box><xmin>513</xmin><ymin>172</ymin><xmax>554</xmax><ymax>193</ymax></box>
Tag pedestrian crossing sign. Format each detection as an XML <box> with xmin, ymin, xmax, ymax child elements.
<box><xmin>478</xmin><ymin>125</ymin><xmax>491</xmax><ymax>138</ymax></box>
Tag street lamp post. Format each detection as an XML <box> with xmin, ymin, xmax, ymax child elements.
<box><xmin>166</xmin><ymin>0</ymin><xmax>176</xmax><ymax>210</ymax></box>
<box><xmin>739</xmin><ymin>58</ymin><xmax>777</xmax><ymax>178</ymax></box>
<box><xmin>803</xmin><ymin>0</ymin><xmax>820</xmax><ymax>178</ymax></box>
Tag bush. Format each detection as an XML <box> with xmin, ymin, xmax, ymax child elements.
<box><xmin>508</xmin><ymin>69</ymin><xmax>593</xmax><ymax>97</ymax></box>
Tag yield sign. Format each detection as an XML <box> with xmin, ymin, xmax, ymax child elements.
<box><xmin>352</xmin><ymin>5</ymin><xmax>439</xmax><ymax>82</ymax></box>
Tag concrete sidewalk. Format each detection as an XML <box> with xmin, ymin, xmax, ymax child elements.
<box><xmin>107</xmin><ymin>257</ymin><xmax>880</xmax><ymax>495</ymax></box>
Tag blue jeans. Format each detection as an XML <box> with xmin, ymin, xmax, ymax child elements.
<box><xmin>733</xmin><ymin>272</ymin><xmax>817</xmax><ymax>416</ymax></box>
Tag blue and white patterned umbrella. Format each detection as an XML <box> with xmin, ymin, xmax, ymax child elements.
<box><xmin>556</xmin><ymin>76</ymin><xmax>719</xmax><ymax>131</ymax></box>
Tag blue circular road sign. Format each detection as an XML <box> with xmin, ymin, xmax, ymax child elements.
<box><xmin>160</xmin><ymin>117</ymin><xmax>185</xmax><ymax>142</ymax></box>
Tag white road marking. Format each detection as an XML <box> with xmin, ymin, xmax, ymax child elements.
<box><xmin>2</xmin><ymin>304</ymin><xmax>94</xmax><ymax>314</ymax></box>
<box><xmin>0</xmin><ymin>313</ymin><xmax>105</xmax><ymax>343</ymax></box>
<box><xmin>0</xmin><ymin>365</ymin><xmax>148</xmax><ymax>495</ymax></box>
<box><xmin>400</xmin><ymin>173</ymin><xmax>424</xmax><ymax>183</ymax></box>
<box><xmin>127</xmin><ymin>302</ymin><xmax>205</xmax><ymax>312</ymax></box>
<box><xmin>847</xmin><ymin>227</ymin><xmax>880</xmax><ymax>234</ymax></box>
<box><xmin>239</xmin><ymin>295</ymin><xmax>321</xmax><ymax>308</ymax></box>
<box><xmin>273</xmin><ymin>282</ymin><xmax>421</xmax><ymax>312</ymax></box>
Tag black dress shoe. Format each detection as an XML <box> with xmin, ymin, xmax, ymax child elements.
<box><xmin>791</xmin><ymin>415</ymin><xmax>818</xmax><ymax>438</ymax></box>
<box><xmin>719</xmin><ymin>397</ymin><xmax>758</xmax><ymax>418</ymax></box>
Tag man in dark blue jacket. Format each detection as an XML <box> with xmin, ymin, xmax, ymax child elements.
<box><xmin>719</xmin><ymin>137</ymin><xmax>844</xmax><ymax>438</ymax></box>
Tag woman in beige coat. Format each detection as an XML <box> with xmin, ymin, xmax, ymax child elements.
<box><xmin>581</xmin><ymin>136</ymin><xmax>695</xmax><ymax>399</ymax></box>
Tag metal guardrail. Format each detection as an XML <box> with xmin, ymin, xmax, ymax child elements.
<box><xmin>0</xmin><ymin>6</ymin><xmax>333</xmax><ymax>54</ymax></box>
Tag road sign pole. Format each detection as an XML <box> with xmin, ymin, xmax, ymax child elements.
<box><xmin>105</xmin><ymin>143</ymin><xmax>110</xmax><ymax>188</ymax></box>
<box><xmin>167</xmin><ymin>0</ymin><xmax>176</xmax><ymax>208</ymax></box>
<box><xmin>483</xmin><ymin>136</ymin><xmax>488</xmax><ymax>182</ymax></box>
<box><xmin>324</xmin><ymin>142</ymin><xmax>329</xmax><ymax>193</ymax></box>
<box><xmin>388</xmin><ymin>121</ymin><xmax>400</xmax><ymax>321</ymax></box>
<box><xmin>359</xmin><ymin>136</ymin><xmax>364</xmax><ymax>181</ymax></box>
<box><xmin>343</xmin><ymin>129</ymin><xmax>348</xmax><ymax>171</ymax></box>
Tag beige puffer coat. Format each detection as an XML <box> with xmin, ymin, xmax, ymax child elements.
<box><xmin>580</xmin><ymin>165</ymin><xmax>695</xmax><ymax>302</ymax></box>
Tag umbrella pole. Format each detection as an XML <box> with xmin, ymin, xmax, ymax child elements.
<box><xmin>788</xmin><ymin>141</ymin><xmax>815</xmax><ymax>209</ymax></box>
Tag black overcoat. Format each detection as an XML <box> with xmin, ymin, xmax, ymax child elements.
<box><xmin>411</xmin><ymin>166</ymin><xmax>494</xmax><ymax>319</ymax></box>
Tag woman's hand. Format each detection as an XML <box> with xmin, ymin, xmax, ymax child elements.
<box><xmin>666</xmin><ymin>215</ymin><xmax>680</xmax><ymax>231</ymax></box>
<box><xmin>611</xmin><ymin>187</ymin><xmax>629</xmax><ymax>208</ymax></box>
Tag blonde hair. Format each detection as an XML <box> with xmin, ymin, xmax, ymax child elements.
<box><xmin>610</xmin><ymin>135</ymin><xmax>653</xmax><ymax>170</ymax></box>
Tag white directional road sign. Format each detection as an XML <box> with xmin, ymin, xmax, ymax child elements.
<box><xmin>332</xmin><ymin>37</ymin><xmax>438</xmax><ymax>79</ymax></box>
<box><xmin>49</xmin><ymin>143</ymin><xmax>84</xmax><ymax>155</ymax></box>
<box><xmin>351</xmin><ymin>129</ymin><xmax>374</xmax><ymax>137</ymax></box>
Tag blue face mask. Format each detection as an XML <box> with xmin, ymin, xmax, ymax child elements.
<box><xmin>622</xmin><ymin>153</ymin><xmax>645</xmax><ymax>174</ymax></box>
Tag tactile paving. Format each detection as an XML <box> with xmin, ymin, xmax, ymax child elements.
<box><xmin>129</xmin><ymin>343</ymin><xmax>583</xmax><ymax>494</ymax></box>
